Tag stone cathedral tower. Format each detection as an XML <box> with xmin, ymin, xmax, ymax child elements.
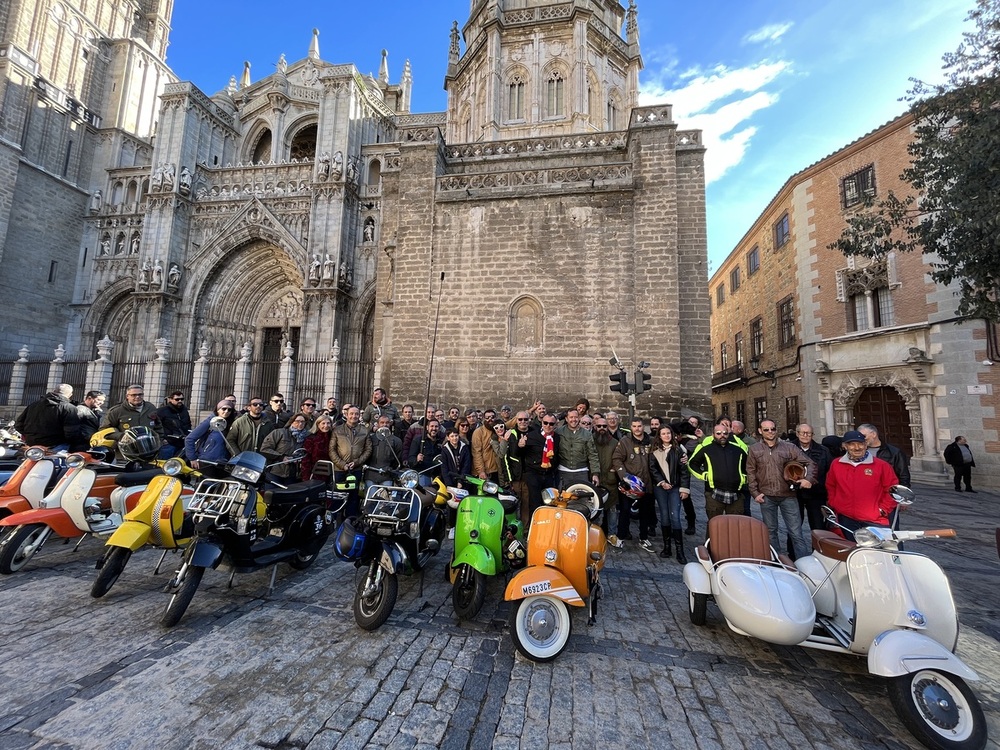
<box><xmin>0</xmin><ymin>1</ymin><xmax>711</xmax><ymax>419</ymax></box>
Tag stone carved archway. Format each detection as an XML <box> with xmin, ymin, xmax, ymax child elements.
<box><xmin>832</xmin><ymin>370</ymin><xmax>922</xmax><ymax>456</ymax></box>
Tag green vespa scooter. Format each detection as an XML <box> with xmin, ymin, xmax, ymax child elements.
<box><xmin>448</xmin><ymin>476</ymin><xmax>526</xmax><ymax>620</ymax></box>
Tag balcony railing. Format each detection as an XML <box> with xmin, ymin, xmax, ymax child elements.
<box><xmin>711</xmin><ymin>365</ymin><xmax>746</xmax><ymax>389</ymax></box>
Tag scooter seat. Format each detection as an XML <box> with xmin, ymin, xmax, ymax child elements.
<box><xmin>264</xmin><ymin>479</ymin><xmax>325</xmax><ymax>507</ymax></box>
<box><xmin>498</xmin><ymin>493</ymin><xmax>518</xmax><ymax>512</ymax></box>
<box><xmin>115</xmin><ymin>468</ymin><xmax>163</xmax><ymax>487</ymax></box>
<box><xmin>811</xmin><ymin>530</ymin><xmax>855</xmax><ymax>561</ymax></box>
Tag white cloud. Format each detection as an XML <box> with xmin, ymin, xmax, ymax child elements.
<box><xmin>640</xmin><ymin>60</ymin><xmax>791</xmax><ymax>183</ymax></box>
<box><xmin>742</xmin><ymin>22</ymin><xmax>794</xmax><ymax>46</ymax></box>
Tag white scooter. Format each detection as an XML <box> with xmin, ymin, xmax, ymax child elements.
<box><xmin>683</xmin><ymin>487</ymin><xmax>987</xmax><ymax>750</ymax></box>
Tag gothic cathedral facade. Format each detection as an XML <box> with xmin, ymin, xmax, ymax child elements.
<box><xmin>0</xmin><ymin>0</ymin><xmax>711</xmax><ymax>417</ymax></box>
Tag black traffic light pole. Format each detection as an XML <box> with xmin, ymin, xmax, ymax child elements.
<box><xmin>608</xmin><ymin>356</ymin><xmax>652</xmax><ymax>422</ymax></box>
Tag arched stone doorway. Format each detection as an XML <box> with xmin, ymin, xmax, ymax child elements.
<box><xmin>853</xmin><ymin>386</ymin><xmax>913</xmax><ymax>457</ymax></box>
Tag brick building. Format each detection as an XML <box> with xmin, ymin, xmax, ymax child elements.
<box><xmin>0</xmin><ymin>0</ymin><xmax>711</xmax><ymax>419</ymax></box>
<box><xmin>710</xmin><ymin>113</ymin><xmax>1000</xmax><ymax>485</ymax></box>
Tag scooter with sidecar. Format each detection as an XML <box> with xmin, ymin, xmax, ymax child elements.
<box><xmin>682</xmin><ymin>487</ymin><xmax>987</xmax><ymax>750</ymax></box>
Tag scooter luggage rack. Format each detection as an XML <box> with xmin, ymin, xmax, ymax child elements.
<box><xmin>188</xmin><ymin>478</ymin><xmax>247</xmax><ymax>519</ymax></box>
<box><xmin>362</xmin><ymin>485</ymin><xmax>418</xmax><ymax>526</ymax></box>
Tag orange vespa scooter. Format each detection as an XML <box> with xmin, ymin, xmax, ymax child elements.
<box><xmin>504</xmin><ymin>483</ymin><xmax>608</xmax><ymax>662</ymax></box>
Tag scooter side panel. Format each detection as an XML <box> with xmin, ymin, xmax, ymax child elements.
<box><xmin>13</xmin><ymin>461</ymin><xmax>56</xmax><ymax>504</ymax></box>
<box><xmin>0</xmin><ymin>508</ymin><xmax>80</xmax><ymax>538</ymax></box>
<box><xmin>62</xmin><ymin>471</ymin><xmax>97</xmax><ymax>529</ymax></box>
<box><xmin>452</xmin><ymin>542</ymin><xmax>497</xmax><ymax>577</ymax></box>
<box><xmin>454</xmin><ymin>495</ymin><xmax>505</xmax><ymax>564</ymax></box>
<box><xmin>0</xmin><ymin>496</ymin><xmax>31</xmax><ymax>517</ymax></box>
<box><xmin>504</xmin><ymin>567</ymin><xmax>584</xmax><ymax>606</ymax></box>
<box><xmin>849</xmin><ymin>549</ymin><xmax>959</xmax><ymax>655</ymax></box>
<box><xmin>868</xmin><ymin>630</ymin><xmax>979</xmax><ymax>680</ymax></box>
<box><xmin>795</xmin><ymin>554</ymin><xmax>837</xmax><ymax>617</ymax></box>
<box><xmin>713</xmin><ymin>562</ymin><xmax>816</xmax><ymax>646</ymax></box>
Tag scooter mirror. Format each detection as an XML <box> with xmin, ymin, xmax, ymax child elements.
<box><xmin>821</xmin><ymin>505</ymin><xmax>837</xmax><ymax>524</ymax></box>
<box><xmin>209</xmin><ymin>416</ymin><xmax>228</xmax><ymax>433</ymax></box>
<box><xmin>889</xmin><ymin>485</ymin><xmax>915</xmax><ymax>505</ymax></box>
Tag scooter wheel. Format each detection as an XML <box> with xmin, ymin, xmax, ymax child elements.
<box><xmin>161</xmin><ymin>565</ymin><xmax>204</xmax><ymax>628</ymax></box>
<box><xmin>509</xmin><ymin>595</ymin><xmax>571</xmax><ymax>662</ymax></box>
<box><xmin>452</xmin><ymin>564</ymin><xmax>487</xmax><ymax>621</ymax></box>
<box><xmin>353</xmin><ymin>567</ymin><xmax>398</xmax><ymax>631</ymax></box>
<box><xmin>688</xmin><ymin>591</ymin><xmax>708</xmax><ymax>626</ymax></box>
<box><xmin>0</xmin><ymin>524</ymin><xmax>48</xmax><ymax>574</ymax></box>
<box><xmin>887</xmin><ymin>669</ymin><xmax>987</xmax><ymax>750</ymax></box>
<box><xmin>91</xmin><ymin>547</ymin><xmax>132</xmax><ymax>598</ymax></box>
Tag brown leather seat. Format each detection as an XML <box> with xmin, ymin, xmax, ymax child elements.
<box><xmin>811</xmin><ymin>529</ymin><xmax>855</xmax><ymax>561</ymax></box>
<box><xmin>707</xmin><ymin>514</ymin><xmax>774</xmax><ymax>564</ymax></box>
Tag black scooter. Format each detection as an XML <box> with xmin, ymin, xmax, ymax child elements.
<box><xmin>335</xmin><ymin>465</ymin><xmax>447</xmax><ymax>630</ymax></box>
<box><xmin>160</xmin><ymin>449</ymin><xmax>335</xmax><ymax>627</ymax></box>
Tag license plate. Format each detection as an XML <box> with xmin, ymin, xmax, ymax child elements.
<box><xmin>521</xmin><ymin>581</ymin><xmax>551</xmax><ymax>595</ymax></box>
<box><xmin>377</xmin><ymin>527</ymin><xmax>392</xmax><ymax>536</ymax></box>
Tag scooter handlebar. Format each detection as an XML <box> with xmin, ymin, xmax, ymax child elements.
<box><xmin>920</xmin><ymin>528</ymin><xmax>957</xmax><ymax>538</ymax></box>
<box><xmin>894</xmin><ymin>528</ymin><xmax>957</xmax><ymax>541</ymax></box>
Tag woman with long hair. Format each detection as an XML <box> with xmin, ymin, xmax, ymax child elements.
<box><xmin>301</xmin><ymin>414</ymin><xmax>334</xmax><ymax>481</ymax></box>
<box><xmin>649</xmin><ymin>425</ymin><xmax>691</xmax><ymax>563</ymax></box>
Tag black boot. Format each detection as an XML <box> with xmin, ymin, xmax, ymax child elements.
<box><xmin>673</xmin><ymin>529</ymin><xmax>688</xmax><ymax>565</ymax></box>
<box><xmin>659</xmin><ymin>526</ymin><xmax>672</xmax><ymax>558</ymax></box>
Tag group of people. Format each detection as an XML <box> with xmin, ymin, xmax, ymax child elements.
<box><xmin>14</xmin><ymin>384</ymin><xmax>953</xmax><ymax>557</ymax></box>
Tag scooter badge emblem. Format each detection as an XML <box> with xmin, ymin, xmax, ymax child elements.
<box><xmin>564</xmin><ymin>528</ymin><xmax>578</xmax><ymax>541</ymax></box>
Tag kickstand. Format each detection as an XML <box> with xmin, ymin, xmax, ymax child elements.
<box><xmin>72</xmin><ymin>533</ymin><xmax>90</xmax><ymax>552</ymax></box>
<box><xmin>418</xmin><ymin>567</ymin><xmax>425</xmax><ymax>598</ymax></box>
<box><xmin>227</xmin><ymin>569</ymin><xmax>237</xmax><ymax>589</ymax></box>
<box><xmin>153</xmin><ymin>549</ymin><xmax>169</xmax><ymax>575</ymax></box>
<box><xmin>266</xmin><ymin>564</ymin><xmax>278</xmax><ymax>596</ymax></box>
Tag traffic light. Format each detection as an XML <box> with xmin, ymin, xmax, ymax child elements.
<box><xmin>637</xmin><ymin>370</ymin><xmax>652</xmax><ymax>394</ymax></box>
<box><xmin>609</xmin><ymin>370</ymin><xmax>628</xmax><ymax>394</ymax></box>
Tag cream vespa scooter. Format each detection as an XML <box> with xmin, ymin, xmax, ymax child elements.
<box><xmin>682</xmin><ymin>487</ymin><xmax>987</xmax><ymax>750</ymax></box>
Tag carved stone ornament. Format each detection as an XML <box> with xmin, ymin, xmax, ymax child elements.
<box><xmin>97</xmin><ymin>336</ymin><xmax>114</xmax><ymax>362</ymax></box>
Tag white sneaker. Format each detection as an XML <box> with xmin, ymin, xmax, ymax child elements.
<box><xmin>639</xmin><ymin>538</ymin><xmax>654</xmax><ymax>552</ymax></box>
<box><xmin>448</xmin><ymin>527</ymin><xmax>455</xmax><ymax>540</ymax></box>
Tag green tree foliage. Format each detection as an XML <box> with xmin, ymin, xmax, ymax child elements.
<box><xmin>829</xmin><ymin>0</ymin><xmax>1000</xmax><ymax>319</ymax></box>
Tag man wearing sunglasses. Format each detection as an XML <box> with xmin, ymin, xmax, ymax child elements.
<box><xmin>155</xmin><ymin>390</ymin><xmax>192</xmax><ymax>458</ymax></box>
<box><xmin>688</xmin><ymin>424</ymin><xmax>748</xmax><ymax>521</ymax></box>
<box><xmin>747</xmin><ymin>419</ymin><xmax>816</xmax><ymax>559</ymax></box>
<box><xmin>262</xmin><ymin>393</ymin><xmax>292</xmax><ymax>429</ymax></box>
<box><xmin>513</xmin><ymin>413</ymin><xmax>561</xmax><ymax>517</ymax></box>
<box><xmin>229</xmin><ymin>397</ymin><xmax>276</xmax><ymax>454</ymax></box>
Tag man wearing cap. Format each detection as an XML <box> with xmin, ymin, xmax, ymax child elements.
<box><xmin>747</xmin><ymin>419</ymin><xmax>816</xmax><ymax>559</ymax></box>
<box><xmin>826</xmin><ymin>430</ymin><xmax>899</xmax><ymax>541</ymax></box>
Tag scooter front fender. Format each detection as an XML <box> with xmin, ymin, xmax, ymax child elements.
<box><xmin>376</xmin><ymin>543</ymin><xmax>404</xmax><ymax>575</ymax></box>
<box><xmin>504</xmin><ymin>566</ymin><xmax>584</xmax><ymax>606</ymax></box>
<box><xmin>682</xmin><ymin>560</ymin><xmax>712</xmax><ymax>596</ymax></box>
<box><xmin>0</xmin><ymin>507</ymin><xmax>79</xmax><ymax>538</ymax></box>
<box><xmin>188</xmin><ymin>540</ymin><xmax>224</xmax><ymax>569</ymax></box>
<box><xmin>868</xmin><ymin>629</ymin><xmax>980</xmax><ymax>681</ymax></box>
<box><xmin>452</xmin><ymin>542</ymin><xmax>497</xmax><ymax>577</ymax></box>
<box><xmin>104</xmin><ymin>521</ymin><xmax>152</xmax><ymax>552</ymax></box>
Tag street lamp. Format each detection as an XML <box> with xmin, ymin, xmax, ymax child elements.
<box><xmin>749</xmin><ymin>355</ymin><xmax>777</xmax><ymax>388</ymax></box>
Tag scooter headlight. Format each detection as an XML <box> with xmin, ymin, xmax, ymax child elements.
<box><xmin>66</xmin><ymin>453</ymin><xmax>86</xmax><ymax>468</ymax></box>
<box><xmin>853</xmin><ymin>527</ymin><xmax>880</xmax><ymax>547</ymax></box>
<box><xmin>545</xmin><ymin>549</ymin><xmax>557</xmax><ymax>564</ymax></box>
<box><xmin>163</xmin><ymin>458</ymin><xmax>184</xmax><ymax>476</ymax></box>
<box><xmin>400</xmin><ymin>470</ymin><xmax>419</xmax><ymax>489</ymax></box>
<box><xmin>482</xmin><ymin>481</ymin><xmax>499</xmax><ymax>495</ymax></box>
<box><xmin>25</xmin><ymin>447</ymin><xmax>45</xmax><ymax>460</ymax></box>
<box><xmin>541</xmin><ymin>487</ymin><xmax>558</xmax><ymax>505</ymax></box>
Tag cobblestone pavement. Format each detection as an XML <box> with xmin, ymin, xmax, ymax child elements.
<box><xmin>0</xmin><ymin>482</ymin><xmax>996</xmax><ymax>750</ymax></box>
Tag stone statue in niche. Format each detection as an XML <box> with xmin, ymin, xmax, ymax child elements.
<box><xmin>162</xmin><ymin>163</ymin><xmax>175</xmax><ymax>191</ymax></box>
<box><xmin>115</xmin><ymin>235</ymin><xmax>125</xmax><ymax>255</ymax></box>
<box><xmin>100</xmin><ymin>237</ymin><xmax>111</xmax><ymax>257</ymax></box>
<box><xmin>276</xmin><ymin>54</ymin><xmax>287</xmax><ymax>75</ymax></box>
<box><xmin>346</xmin><ymin>159</ymin><xmax>357</xmax><ymax>184</ymax></box>
<box><xmin>89</xmin><ymin>190</ymin><xmax>102</xmax><ymax>213</ymax></box>
<box><xmin>331</xmin><ymin>151</ymin><xmax>344</xmax><ymax>180</ymax></box>
<box><xmin>322</xmin><ymin>254</ymin><xmax>334</xmax><ymax>282</ymax></box>
<box><xmin>179</xmin><ymin>167</ymin><xmax>192</xmax><ymax>196</ymax></box>
<box><xmin>130</xmin><ymin>235</ymin><xmax>140</xmax><ymax>255</ymax></box>
<box><xmin>317</xmin><ymin>152</ymin><xmax>330</xmax><ymax>180</ymax></box>
<box><xmin>363</xmin><ymin>218</ymin><xmax>375</xmax><ymax>243</ymax></box>
<box><xmin>239</xmin><ymin>342</ymin><xmax>252</xmax><ymax>360</ymax></box>
<box><xmin>168</xmin><ymin>263</ymin><xmax>181</xmax><ymax>289</ymax></box>
<box><xmin>151</xmin><ymin>163</ymin><xmax>164</xmax><ymax>191</ymax></box>
<box><xmin>152</xmin><ymin>259</ymin><xmax>163</xmax><ymax>288</ymax></box>
<box><xmin>138</xmin><ymin>262</ymin><xmax>150</xmax><ymax>288</ymax></box>
<box><xmin>309</xmin><ymin>254</ymin><xmax>321</xmax><ymax>284</ymax></box>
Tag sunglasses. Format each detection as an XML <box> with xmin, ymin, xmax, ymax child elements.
<box><xmin>250</xmin><ymin>402</ymin><xmax>265</xmax><ymax>407</ymax></box>
<box><xmin>761</xmin><ymin>427</ymin><xmax>777</xmax><ymax>432</ymax></box>
<box><xmin>270</xmin><ymin>399</ymin><xmax>284</xmax><ymax>403</ymax></box>
<box><xmin>594</xmin><ymin>425</ymin><xmax>608</xmax><ymax>430</ymax></box>
<box><xmin>302</xmin><ymin>403</ymin><xmax>316</xmax><ymax>407</ymax></box>
<box><xmin>516</xmin><ymin>417</ymin><xmax>530</xmax><ymax>421</ymax></box>
<box><xmin>542</xmin><ymin>420</ymin><xmax>557</xmax><ymax>426</ymax></box>
<box><xmin>218</xmin><ymin>407</ymin><xmax>233</xmax><ymax>412</ymax></box>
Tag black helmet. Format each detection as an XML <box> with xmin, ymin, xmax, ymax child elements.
<box><xmin>118</xmin><ymin>426</ymin><xmax>160</xmax><ymax>462</ymax></box>
<box><xmin>333</xmin><ymin>517</ymin><xmax>367</xmax><ymax>561</ymax></box>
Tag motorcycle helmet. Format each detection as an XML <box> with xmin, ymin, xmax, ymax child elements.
<box><xmin>618</xmin><ymin>473</ymin><xmax>645</xmax><ymax>500</ymax></box>
<box><xmin>783</xmin><ymin>460</ymin><xmax>808</xmax><ymax>484</ymax></box>
<box><xmin>89</xmin><ymin>427</ymin><xmax>117</xmax><ymax>450</ymax></box>
<box><xmin>118</xmin><ymin>426</ymin><xmax>160</xmax><ymax>462</ymax></box>
<box><xmin>503</xmin><ymin>537</ymin><xmax>527</xmax><ymax>569</ymax></box>
<box><xmin>333</xmin><ymin>517</ymin><xmax>367</xmax><ymax>561</ymax></box>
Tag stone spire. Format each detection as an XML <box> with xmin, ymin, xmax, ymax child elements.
<box><xmin>239</xmin><ymin>60</ymin><xmax>251</xmax><ymax>89</ymax></box>
<box><xmin>379</xmin><ymin>49</ymin><xmax>389</xmax><ymax>84</ymax></box>
<box><xmin>626</xmin><ymin>0</ymin><xmax>639</xmax><ymax>48</ymax></box>
<box><xmin>449</xmin><ymin>21</ymin><xmax>460</xmax><ymax>66</ymax></box>
<box><xmin>309</xmin><ymin>28</ymin><xmax>320</xmax><ymax>60</ymax></box>
<box><xmin>401</xmin><ymin>59</ymin><xmax>412</xmax><ymax>113</ymax></box>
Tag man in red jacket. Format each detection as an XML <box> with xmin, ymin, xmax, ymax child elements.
<box><xmin>826</xmin><ymin>430</ymin><xmax>899</xmax><ymax>541</ymax></box>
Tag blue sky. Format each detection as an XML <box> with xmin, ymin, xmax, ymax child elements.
<box><xmin>166</xmin><ymin>1</ymin><xmax>972</xmax><ymax>272</ymax></box>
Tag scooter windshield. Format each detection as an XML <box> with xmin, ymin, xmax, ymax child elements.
<box><xmin>227</xmin><ymin>452</ymin><xmax>267</xmax><ymax>484</ymax></box>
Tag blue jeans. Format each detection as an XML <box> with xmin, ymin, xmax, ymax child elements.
<box><xmin>760</xmin><ymin>495</ymin><xmax>809</xmax><ymax>559</ymax></box>
<box><xmin>653</xmin><ymin>485</ymin><xmax>682</xmax><ymax>528</ymax></box>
